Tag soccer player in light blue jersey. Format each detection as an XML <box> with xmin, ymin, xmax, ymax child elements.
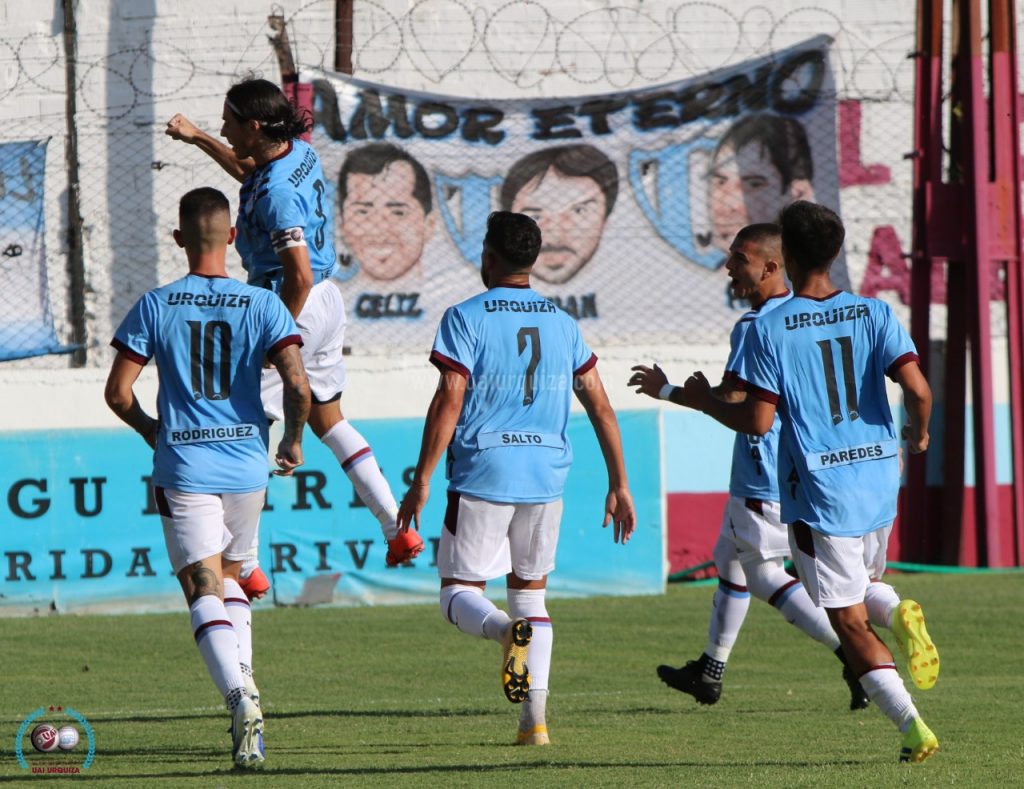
<box><xmin>105</xmin><ymin>188</ymin><xmax>311</xmax><ymax>767</ymax></box>
<box><xmin>675</xmin><ymin>201</ymin><xmax>939</xmax><ymax>764</ymax></box>
<box><xmin>397</xmin><ymin>211</ymin><xmax>636</xmax><ymax>746</ymax></box>
<box><xmin>167</xmin><ymin>79</ymin><xmax>422</xmax><ymax>595</ymax></box>
<box><xmin>630</xmin><ymin>223</ymin><xmax>868</xmax><ymax>711</ymax></box>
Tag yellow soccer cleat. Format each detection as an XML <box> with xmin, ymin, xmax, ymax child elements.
<box><xmin>891</xmin><ymin>600</ymin><xmax>940</xmax><ymax>690</ymax></box>
<box><xmin>899</xmin><ymin>718</ymin><xmax>939</xmax><ymax>764</ymax></box>
<box><xmin>516</xmin><ymin>724</ymin><xmax>550</xmax><ymax>746</ymax></box>
<box><xmin>501</xmin><ymin>618</ymin><xmax>533</xmax><ymax>703</ymax></box>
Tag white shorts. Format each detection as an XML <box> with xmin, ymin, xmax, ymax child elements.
<box><xmin>262</xmin><ymin>280</ymin><xmax>347</xmax><ymax>422</ymax></box>
<box><xmin>788</xmin><ymin>520</ymin><xmax>892</xmax><ymax>608</ymax></box>
<box><xmin>720</xmin><ymin>496</ymin><xmax>789</xmax><ymax>564</ymax></box>
<box><xmin>156</xmin><ymin>487</ymin><xmax>265</xmax><ymax>574</ymax></box>
<box><xmin>436</xmin><ymin>492</ymin><xmax>563</xmax><ymax>582</ymax></box>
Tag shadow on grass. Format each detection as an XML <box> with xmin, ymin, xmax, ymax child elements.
<box><xmin>87</xmin><ymin>707</ymin><xmax>503</xmax><ymax>725</ymax></box>
<box><xmin>0</xmin><ymin>758</ymin><xmax>874</xmax><ymax>781</ymax></box>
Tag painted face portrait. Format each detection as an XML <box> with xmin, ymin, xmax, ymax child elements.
<box><xmin>707</xmin><ymin>115</ymin><xmax>814</xmax><ymax>256</ymax></box>
<box><xmin>510</xmin><ymin>167</ymin><xmax>608</xmax><ymax>285</ymax></box>
<box><xmin>339</xmin><ymin>154</ymin><xmax>435</xmax><ymax>282</ymax></box>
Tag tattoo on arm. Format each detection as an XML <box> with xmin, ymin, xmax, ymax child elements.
<box><xmin>274</xmin><ymin>345</ymin><xmax>311</xmax><ymax>439</ymax></box>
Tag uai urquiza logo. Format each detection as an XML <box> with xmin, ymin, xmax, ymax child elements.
<box><xmin>15</xmin><ymin>705</ymin><xmax>95</xmax><ymax>774</ymax></box>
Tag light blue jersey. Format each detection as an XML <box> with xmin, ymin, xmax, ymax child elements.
<box><xmin>726</xmin><ymin>291</ymin><xmax>790</xmax><ymax>500</ymax></box>
<box><xmin>740</xmin><ymin>291</ymin><xmax>918</xmax><ymax>537</ymax></box>
<box><xmin>430</xmin><ymin>285</ymin><xmax>596</xmax><ymax>503</ymax></box>
<box><xmin>235</xmin><ymin>139</ymin><xmax>336</xmax><ymax>290</ymax></box>
<box><xmin>112</xmin><ymin>274</ymin><xmax>301</xmax><ymax>494</ymax></box>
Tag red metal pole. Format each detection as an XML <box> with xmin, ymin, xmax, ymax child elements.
<box><xmin>955</xmin><ymin>0</ymin><xmax>1002</xmax><ymax>565</ymax></box>
<box><xmin>989</xmin><ymin>0</ymin><xmax>1024</xmax><ymax>565</ymax></box>
<box><xmin>907</xmin><ymin>0</ymin><xmax>945</xmax><ymax>562</ymax></box>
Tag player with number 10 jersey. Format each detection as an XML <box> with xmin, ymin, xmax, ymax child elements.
<box><xmin>431</xmin><ymin>286</ymin><xmax>596</xmax><ymax>503</ymax></box>
<box><xmin>112</xmin><ymin>275</ymin><xmax>300</xmax><ymax>493</ymax></box>
<box><xmin>740</xmin><ymin>291</ymin><xmax>918</xmax><ymax>537</ymax></box>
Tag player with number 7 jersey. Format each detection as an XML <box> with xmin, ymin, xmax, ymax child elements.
<box><xmin>737</xmin><ymin>290</ymin><xmax>917</xmax><ymax>538</ymax></box>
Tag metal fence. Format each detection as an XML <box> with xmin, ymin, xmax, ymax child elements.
<box><xmin>0</xmin><ymin>1</ymin><xmax>996</xmax><ymax>368</ymax></box>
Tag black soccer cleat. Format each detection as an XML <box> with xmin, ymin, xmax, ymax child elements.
<box><xmin>657</xmin><ymin>661</ymin><xmax>722</xmax><ymax>705</ymax></box>
<box><xmin>842</xmin><ymin>665</ymin><xmax>871</xmax><ymax>711</ymax></box>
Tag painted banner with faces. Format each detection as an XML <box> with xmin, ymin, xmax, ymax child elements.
<box><xmin>308</xmin><ymin>35</ymin><xmax>840</xmax><ymax>353</ymax></box>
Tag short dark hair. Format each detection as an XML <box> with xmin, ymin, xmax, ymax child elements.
<box><xmin>778</xmin><ymin>201</ymin><xmax>844</xmax><ymax>273</ymax></box>
<box><xmin>500</xmin><ymin>144</ymin><xmax>619</xmax><ymax>216</ymax></box>
<box><xmin>179</xmin><ymin>187</ymin><xmax>230</xmax><ymax>227</ymax></box>
<box><xmin>484</xmin><ymin>211</ymin><xmax>541</xmax><ymax>270</ymax></box>
<box><xmin>715</xmin><ymin>114</ymin><xmax>813</xmax><ymax>191</ymax></box>
<box><xmin>734</xmin><ymin>222</ymin><xmax>781</xmax><ymax>247</ymax></box>
<box><xmin>225</xmin><ymin>78</ymin><xmax>310</xmax><ymax>142</ymax></box>
<box><xmin>337</xmin><ymin>143</ymin><xmax>433</xmax><ymax>214</ymax></box>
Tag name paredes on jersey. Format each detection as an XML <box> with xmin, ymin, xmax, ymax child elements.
<box><xmin>805</xmin><ymin>439</ymin><xmax>898</xmax><ymax>471</ymax></box>
<box><xmin>483</xmin><ymin>298</ymin><xmax>557</xmax><ymax>314</ymax></box>
<box><xmin>287</xmin><ymin>146</ymin><xmax>318</xmax><ymax>188</ymax></box>
<box><xmin>166</xmin><ymin>292</ymin><xmax>251</xmax><ymax>309</ymax></box>
<box><xmin>784</xmin><ymin>303</ymin><xmax>869</xmax><ymax>331</ymax></box>
<box><xmin>167</xmin><ymin>423</ymin><xmax>258</xmax><ymax>446</ymax></box>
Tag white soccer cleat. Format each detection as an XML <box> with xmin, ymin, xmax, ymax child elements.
<box><xmin>231</xmin><ymin>696</ymin><xmax>265</xmax><ymax>767</ymax></box>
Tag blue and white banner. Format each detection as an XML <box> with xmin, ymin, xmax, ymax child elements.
<box><xmin>0</xmin><ymin>411</ymin><xmax>663</xmax><ymax>613</ymax></box>
<box><xmin>0</xmin><ymin>140</ymin><xmax>75</xmax><ymax>361</ymax></box>
<box><xmin>305</xmin><ymin>35</ymin><xmax>840</xmax><ymax>352</ymax></box>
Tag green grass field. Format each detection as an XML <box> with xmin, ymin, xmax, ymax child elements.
<box><xmin>2</xmin><ymin>573</ymin><xmax>1021</xmax><ymax>786</ymax></box>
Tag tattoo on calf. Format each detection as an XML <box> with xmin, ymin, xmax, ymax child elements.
<box><xmin>189</xmin><ymin>564</ymin><xmax>220</xmax><ymax>598</ymax></box>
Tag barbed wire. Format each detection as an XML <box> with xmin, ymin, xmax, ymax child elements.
<box><xmin>0</xmin><ymin>2</ymin><xmax>965</xmax><ymax>368</ymax></box>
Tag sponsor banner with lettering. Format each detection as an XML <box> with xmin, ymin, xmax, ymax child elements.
<box><xmin>0</xmin><ymin>140</ymin><xmax>75</xmax><ymax>361</ymax></box>
<box><xmin>306</xmin><ymin>35</ymin><xmax>840</xmax><ymax>353</ymax></box>
<box><xmin>0</xmin><ymin>411</ymin><xmax>662</xmax><ymax>613</ymax></box>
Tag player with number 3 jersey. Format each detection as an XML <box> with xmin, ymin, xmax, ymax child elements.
<box><xmin>166</xmin><ymin>78</ymin><xmax>423</xmax><ymax>590</ymax></box>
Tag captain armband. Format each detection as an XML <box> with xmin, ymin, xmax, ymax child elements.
<box><xmin>270</xmin><ymin>226</ymin><xmax>307</xmax><ymax>253</ymax></box>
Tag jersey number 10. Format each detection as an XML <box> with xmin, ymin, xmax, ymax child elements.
<box><xmin>188</xmin><ymin>320</ymin><xmax>232</xmax><ymax>401</ymax></box>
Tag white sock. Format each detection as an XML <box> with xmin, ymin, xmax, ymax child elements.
<box><xmin>190</xmin><ymin>595</ymin><xmax>245</xmax><ymax>697</ymax></box>
<box><xmin>322</xmin><ymin>420</ymin><xmax>399</xmax><ymax>539</ymax></box>
<box><xmin>519</xmin><ymin>689</ymin><xmax>548</xmax><ymax>730</ymax></box>
<box><xmin>240</xmin><ymin>546</ymin><xmax>259</xmax><ymax>579</ymax></box>
<box><xmin>223</xmin><ymin>578</ymin><xmax>253</xmax><ymax>670</ymax></box>
<box><xmin>508</xmin><ymin>588</ymin><xmax>552</xmax><ymax>693</ymax></box>
<box><xmin>769</xmin><ymin>579</ymin><xmax>841</xmax><ymax>651</ymax></box>
<box><xmin>859</xmin><ymin>664</ymin><xmax>919</xmax><ymax>731</ymax></box>
<box><xmin>704</xmin><ymin>578</ymin><xmax>751</xmax><ymax>662</ymax></box>
<box><xmin>865</xmin><ymin>581</ymin><xmax>901</xmax><ymax>629</ymax></box>
<box><xmin>440</xmin><ymin>585</ymin><xmax>510</xmax><ymax>642</ymax></box>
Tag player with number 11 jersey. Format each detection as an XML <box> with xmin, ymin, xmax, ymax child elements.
<box><xmin>740</xmin><ymin>290</ymin><xmax>918</xmax><ymax>537</ymax></box>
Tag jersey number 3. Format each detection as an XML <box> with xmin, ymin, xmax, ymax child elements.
<box><xmin>188</xmin><ymin>320</ymin><xmax>232</xmax><ymax>401</ymax></box>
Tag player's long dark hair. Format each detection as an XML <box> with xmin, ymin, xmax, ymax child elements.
<box><xmin>225</xmin><ymin>78</ymin><xmax>310</xmax><ymax>142</ymax></box>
